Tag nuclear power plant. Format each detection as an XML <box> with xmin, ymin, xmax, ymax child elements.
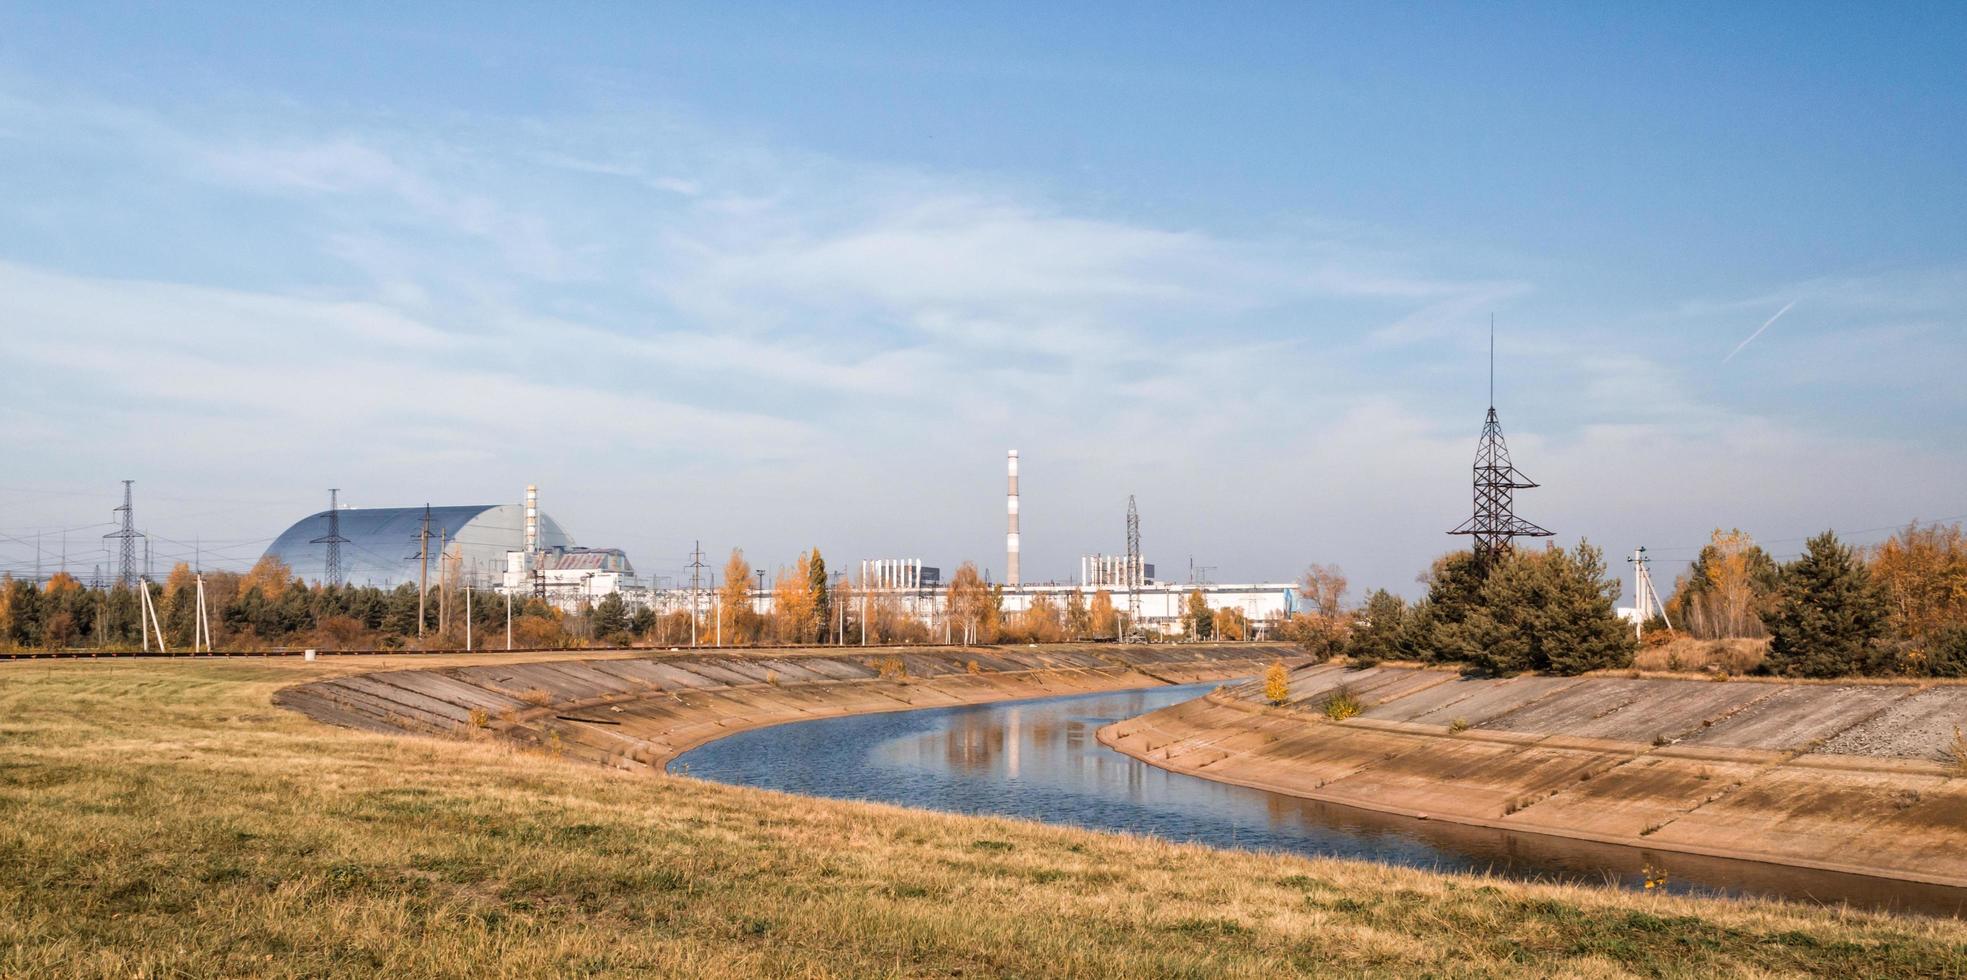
<box><xmin>256</xmin><ymin>450</ymin><xmax>1299</xmax><ymax>635</ymax></box>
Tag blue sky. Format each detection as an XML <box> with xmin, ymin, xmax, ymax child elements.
<box><xmin>1</xmin><ymin>3</ymin><xmax>1963</xmax><ymax>597</ymax></box>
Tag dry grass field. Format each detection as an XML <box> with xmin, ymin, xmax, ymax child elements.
<box><xmin>4</xmin><ymin>655</ymin><xmax>1967</xmax><ymax>977</ymax></box>
<box><xmin>1633</xmin><ymin>638</ymin><xmax>1770</xmax><ymax>675</ymax></box>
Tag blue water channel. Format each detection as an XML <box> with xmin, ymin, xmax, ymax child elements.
<box><xmin>671</xmin><ymin>682</ymin><xmax>1967</xmax><ymax>917</ymax></box>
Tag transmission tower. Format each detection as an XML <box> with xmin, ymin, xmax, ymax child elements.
<box><xmin>310</xmin><ymin>488</ymin><xmax>350</xmax><ymax>587</ymax></box>
<box><xmin>687</xmin><ymin>541</ymin><xmax>708</xmax><ymax>648</ymax></box>
<box><xmin>103</xmin><ymin>480</ymin><xmax>140</xmax><ymax>589</ymax></box>
<box><xmin>406</xmin><ymin>504</ymin><xmax>433</xmax><ymax>638</ymax></box>
<box><xmin>1448</xmin><ymin>323</ymin><xmax>1551</xmax><ymax>567</ymax></box>
<box><xmin>1125</xmin><ymin>495</ymin><xmax>1143</xmax><ymax>642</ymax></box>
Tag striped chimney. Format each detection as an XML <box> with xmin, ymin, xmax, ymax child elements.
<box><xmin>1007</xmin><ymin>450</ymin><xmax>1020</xmax><ymax>586</ymax></box>
<box><xmin>524</xmin><ymin>484</ymin><xmax>539</xmax><ymax>556</ymax></box>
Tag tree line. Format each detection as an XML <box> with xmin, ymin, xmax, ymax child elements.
<box><xmin>0</xmin><ymin>546</ymin><xmax>1157</xmax><ymax>651</ymax></box>
<box><xmin>1274</xmin><ymin>520</ymin><xmax>1967</xmax><ymax>680</ymax></box>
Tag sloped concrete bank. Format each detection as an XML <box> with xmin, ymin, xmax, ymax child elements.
<box><xmin>276</xmin><ymin>643</ymin><xmax>1288</xmax><ymax>770</ymax></box>
<box><xmin>1099</xmin><ymin>663</ymin><xmax>1967</xmax><ymax>887</ymax></box>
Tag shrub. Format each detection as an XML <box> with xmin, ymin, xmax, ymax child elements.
<box><xmin>1262</xmin><ymin>661</ymin><xmax>1290</xmax><ymax>706</ymax></box>
<box><xmin>1448</xmin><ymin>717</ymin><xmax>1470</xmax><ymax>733</ymax></box>
<box><xmin>1946</xmin><ymin>728</ymin><xmax>1967</xmax><ymax>776</ymax></box>
<box><xmin>520</xmin><ymin>688</ymin><xmax>554</xmax><ymax>707</ymax></box>
<box><xmin>1322</xmin><ymin>686</ymin><xmax>1362</xmax><ymax>721</ymax></box>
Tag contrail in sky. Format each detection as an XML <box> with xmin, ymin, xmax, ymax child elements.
<box><xmin>1722</xmin><ymin>300</ymin><xmax>1797</xmax><ymax>363</ymax></box>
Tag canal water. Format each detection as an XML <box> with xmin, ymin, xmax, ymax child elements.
<box><xmin>671</xmin><ymin>683</ymin><xmax>1967</xmax><ymax>917</ymax></box>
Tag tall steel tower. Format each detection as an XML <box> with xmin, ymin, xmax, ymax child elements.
<box><xmin>310</xmin><ymin>488</ymin><xmax>350</xmax><ymax>587</ymax></box>
<box><xmin>103</xmin><ymin>480</ymin><xmax>140</xmax><ymax>589</ymax></box>
<box><xmin>1448</xmin><ymin>325</ymin><xmax>1551</xmax><ymax>565</ymax></box>
<box><xmin>1125</xmin><ymin>494</ymin><xmax>1142</xmax><ymax>640</ymax></box>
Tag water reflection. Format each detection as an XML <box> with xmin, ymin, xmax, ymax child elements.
<box><xmin>672</xmin><ymin>684</ymin><xmax>1966</xmax><ymax>918</ymax></box>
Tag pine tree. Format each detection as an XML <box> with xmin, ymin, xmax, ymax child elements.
<box><xmin>592</xmin><ymin>592</ymin><xmax>630</xmax><ymax>643</ymax></box>
<box><xmin>1764</xmin><ymin>531</ymin><xmax>1888</xmax><ymax>678</ymax></box>
<box><xmin>807</xmin><ymin>548</ymin><xmax>830</xmax><ymax>644</ymax></box>
<box><xmin>1460</xmin><ymin>542</ymin><xmax>1634</xmax><ymax>676</ymax></box>
<box><xmin>1410</xmin><ymin>551</ymin><xmax>1486</xmax><ymax>662</ymax></box>
<box><xmin>1345</xmin><ymin>589</ymin><xmax>1407</xmax><ymax>666</ymax></box>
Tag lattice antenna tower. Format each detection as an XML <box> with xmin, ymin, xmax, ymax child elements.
<box><xmin>103</xmin><ymin>479</ymin><xmax>141</xmax><ymax>589</ymax></box>
<box><xmin>687</xmin><ymin>540</ymin><xmax>708</xmax><ymax>648</ymax></box>
<box><xmin>1448</xmin><ymin>320</ymin><xmax>1552</xmax><ymax>566</ymax></box>
<box><xmin>310</xmin><ymin>488</ymin><xmax>350</xmax><ymax>588</ymax></box>
<box><xmin>1125</xmin><ymin>495</ymin><xmax>1143</xmax><ymax>641</ymax></box>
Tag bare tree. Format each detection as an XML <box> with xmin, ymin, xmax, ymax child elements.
<box><xmin>1300</xmin><ymin>564</ymin><xmax>1349</xmax><ymax>618</ymax></box>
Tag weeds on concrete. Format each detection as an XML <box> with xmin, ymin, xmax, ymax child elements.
<box><xmin>1323</xmin><ymin>686</ymin><xmax>1362</xmax><ymax>721</ymax></box>
<box><xmin>1448</xmin><ymin>717</ymin><xmax>1470</xmax><ymax>734</ymax></box>
<box><xmin>1946</xmin><ymin>727</ymin><xmax>1967</xmax><ymax>776</ymax></box>
<box><xmin>520</xmin><ymin>687</ymin><xmax>554</xmax><ymax>707</ymax></box>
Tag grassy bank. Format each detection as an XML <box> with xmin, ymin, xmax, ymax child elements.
<box><xmin>4</xmin><ymin>657</ymin><xmax>1966</xmax><ymax>977</ymax></box>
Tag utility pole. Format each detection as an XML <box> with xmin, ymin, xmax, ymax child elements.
<box><xmin>465</xmin><ymin>586</ymin><xmax>473</xmax><ymax>651</ymax></box>
<box><xmin>137</xmin><ymin>577</ymin><xmax>165</xmax><ymax>653</ymax></box>
<box><xmin>505</xmin><ymin>590</ymin><xmax>513</xmax><ymax>651</ymax></box>
<box><xmin>310</xmin><ymin>488</ymin><xmax>349</xmax><ymax>588</ymax></box>
<box><xmin>1628</xmin><ymin>547</ymin><xmax>1674</xmax><ymax>641</ymax></box>
<box><xmin>194</xmin><ymin>573</ymin><xmax>212</xmax><ymax>653</ymax></box>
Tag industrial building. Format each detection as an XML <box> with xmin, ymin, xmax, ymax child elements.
<box><xmin>263</xmin><ymin>485</ymin><xmax>637</xmax><ymax>608</ymax></box>
<box><xmin>263</xmin><ymin>502</ymin><xmax>574</xmax><ymax>589</ymax></box>
<box><xmin>502</xmin><ymin>547</ymin><xmax>637</xmax><ymax>604</ymax></box>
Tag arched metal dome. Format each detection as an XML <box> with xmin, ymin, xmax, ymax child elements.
<box><xmin>262</xmin><ymin>504</ymin><xmax>573</xmax><ymax>588</ymax></box>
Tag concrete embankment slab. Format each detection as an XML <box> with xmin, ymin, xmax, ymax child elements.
<box><xmin>275</xmin><ymin>643</ymin><xmax>1287</xmax><ymax>771</ymax></box>
<box><xmin>1820</xmin><ymin>688</ymin><xmax>1967</xmax><ymax>761</ymax></box>
<box><xmin>1099</xmin><ymin>665</ymin><xmax>1967</xmax><ymax>886</ymax></box>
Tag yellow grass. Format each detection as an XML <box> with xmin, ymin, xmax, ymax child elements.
<box><xmin>4</xmin><ymin>656</ymin><xmax>1966</xmax><ymax>977</ymax></box>
<box><xmin>1633</xmin><ymin>637</ymin><xmax>1769</xmax><ymax>675</ymax></box>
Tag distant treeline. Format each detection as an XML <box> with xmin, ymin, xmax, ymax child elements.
<box><xmin>1275</xmin><ymin>521</ymin><xmax>1967</xmax><ymax>679</ymax></box>
<box><xmin>0</xmin><ymin>546</ymin><xmax>1208</xmax><ymax>652</ymax></box>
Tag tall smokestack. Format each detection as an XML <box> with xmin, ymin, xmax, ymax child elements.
<box><xmin>1007</xmin><ymin>450</ymin><xmax>1020</xmax><ymax>587</ymax></box>
<box><xmin>525</xmin><ymin>484</ymin><xmax>539</xmax><ymax>556</ymax></box>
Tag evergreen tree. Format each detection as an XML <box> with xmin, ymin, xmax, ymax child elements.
<box><xmin>1459</xmin><ymin>542</ymin><xmax>1634</xmax><ymax>676</ymax></box>
<box><xmin>1345</xmin><ymin>589</ymin><xmax>1407</xmax><ymax>666</ymax></box>
<box><xmin>807</xmin><ymin>548</ymin><xmax>830</xmax><ymax>644</ymax></box>
<box><xmin>592</xmin><ymin>592</ymin><xmax>630</xmax><ymax>643</ymax></box>
<box><xmin>1764</xmin><ymin>531</ymin><xmax>1888</xmax><ymax>678</ymax></box>
<box><xmin>1410</xmin><ymin>551</ymin><xmax>1486</xmax><ymax>662</ymax></box>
